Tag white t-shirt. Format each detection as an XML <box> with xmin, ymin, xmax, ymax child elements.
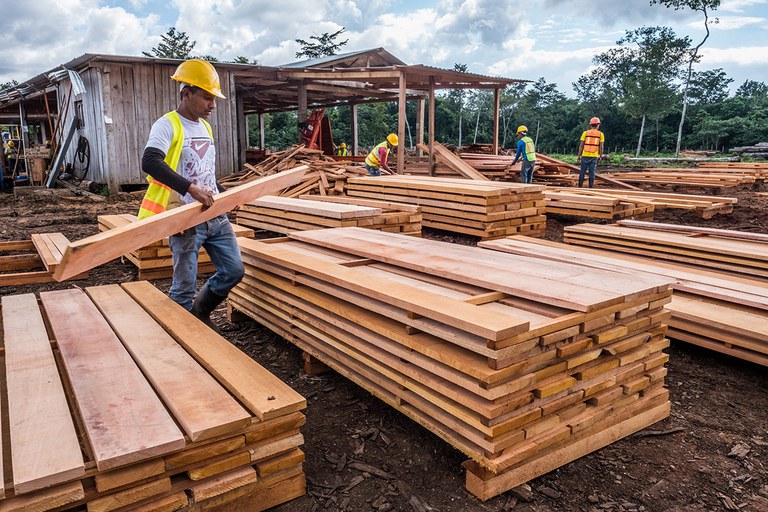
<box><xmin>145</xmin><ymin>113</ymin><xmax>218</xmax><ymax>205</ymax></box>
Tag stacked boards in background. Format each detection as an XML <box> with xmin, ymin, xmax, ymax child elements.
<box><xmin>229</xmin><ymin>228</ymin><xmax>672</xmax><ymax>499</ymax></box>
<box><xmin>346</xmin><ymin>176</ymin><xmax>546</xmax><ymax>240</ymax></box>
<box><xmin>98</xmin><ymin>214</ymin><xmax>255</xmax><ymax>279</ymax></box>
<box><xmin>0</xmin><ymin>281</ymin><xmax>306</xmax><ymax>511</ymax></box>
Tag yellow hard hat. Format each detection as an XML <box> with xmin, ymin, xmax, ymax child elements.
<box><xmin>339</xmin><ymin>143</ymin><xmax>346</xmax><ymax>148</ymax></box>
<box><xmin>387</xmin><ymin>133</ymin><xmax>398</xmax><ymax>146</ymax></box>
<box><xmin>516</xmin><ymin>125</ymin><xmax>528</xmax><ymax>134</ymax></box>
<box><xmin>171</xmin><ymin>59</ymin><xmax>225</xmax><ymax>99</ymax></box>
<box><xmin>7</xmin><ymin>140</ymin><xmax>13</xmax><ymax>148</ymax></box>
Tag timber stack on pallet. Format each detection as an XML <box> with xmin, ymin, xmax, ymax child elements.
<box><xmin>563</xmin><ymin>220</ymin><xmax>768</xmax><ymax>278</ymax></box>
<box><xmin>532</xmin><ymin>154</ymin><xmax>580</xmax><ymax>186</ymax></box>
<box><xmin>0</xmin><ymin>281</ymin><xmax>306</xmax><ymax>512</ymax></box>
<box><xmin>0</xmin><ymin>233</ymin><xmax>88</xmax><ymax>286</ymax></box>
<box><xmin>642</xmin><ymin>165</ymin><xmax>767</xmax><ymax>182</ymax></box>
<box><xmin>601</xmin><ymin>170</ymin><xmax>754</xmax><ymax>190</ymax></box>
<box><xmin>235</xmin><ymin>195</ymin><xmax>422</xmax><ymax>236</ymax></box>
<box><xmin>219</xmin><ymin>144</ymin><xmax>366</xmax><ymax>197</ymax></box>
<box><xmin>346</xmin><ymin>175</ymin><xmax>547</xmax><ymax>239</ymax></box>
<box><xmin>229</xmin><ymin>228</ymin><xmax>673</xmax><ymax>500</ymax></box>
<box><xmin>545</xmin><ymin>187</ymin><xmax>737</xmax><ymax>219</ymax></box>
<box><xmin>98</xmin><ymin>214</ymin><xmax>255</xmax><ymax>279</ymax></box>
<box><xmin>481</xmin><ymin>233</ymin><xmax>768</xmax><ymax>367</ymax></box>
<box><xmin>544</xmin><ymin>189</ymin><xmax>655</xmax><ymax>220</ymax></box>
<box><xmin>698</xmin><ymin>161</ymin><xmax>768</xmax><ymax>176</ymax></box>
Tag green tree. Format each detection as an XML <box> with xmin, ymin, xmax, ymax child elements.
<box><xmin>0</xmin><ymin>80</ymin><xmax>19</xmax><ymax>92</ymax></box>
<box><xmin>295</xmin><ymin>28</ymin><xmax>348</xmax><ymax>59</ymax></box>
<box><xmin>143</xmin><ymin>27</ymin><xmax>196</xmax><ymax>59</ymax></box>
<box><xmin>687</xmin><ymin>68</ymin><xmax>732</xmax><ymax>104</ymax></box>
<box><xmin>650</xmin><ymin>0</ymin><xmax>721</xmax><ymax>155</ymax></box>
<box><xmin>446</xmin><ymin>63</ymin><xmax>469</xmax><ymax>145</ymax></box>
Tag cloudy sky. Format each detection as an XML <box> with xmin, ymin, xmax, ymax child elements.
<box><xmin>1</xmin><ymin>0</ymin><xmax>766</xmax><ymax>97</ymax></box>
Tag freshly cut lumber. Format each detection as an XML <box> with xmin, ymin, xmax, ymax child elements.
<box><xmin>53</xmin><ymin>166</ymin><xmax>306</xmax><ymax>281</ymax></box>
<box><xmin>2</xmin><ymin>294</ymin><xmax>84</xmax><ymax>494</ymax></box>
<box><xmin>230</xmin><ymin>228</ymin><xmax>672</xmax><ymax>499</ymax></box>
<box><xmin>416</xmin><ymin>141</ymin><xmax>490</xmax><ymax>181</ymax></box>
<box><xmin>0</xmin><ymin>236</ymin><xmax>88</xmax><ymax>287</ymax></box>
<box><xmin>544</xmin><ymin>189</ymin><xmax>654</xmax><ymax>220</ymax></box>
<box><xmin>617</xmin><ymin>219</ymin><xmax>762</xmax><ymax>241</ymax></box>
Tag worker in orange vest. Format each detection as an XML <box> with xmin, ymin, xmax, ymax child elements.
<box><xmin>577</xmin><ymin>117</ymin><xmax>605</xmax><ymax>188</ymax></box>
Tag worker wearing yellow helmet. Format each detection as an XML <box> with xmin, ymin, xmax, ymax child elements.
<box><xmin>511</xmin><ymin>125</ymin><xmax>536</xmax><ymax>183</ymax></box>
<box><xmin>364</xmin><ymin>133</ymin><xmax>398</xmax><ymax>176</ymax></box>
<box><xmin>138</xmin><ymin>58</ymin><xmax>243</xmax><ymax>331</ymax></box>
<box><xmin>335</xmin><ymin>142</ymin><xmax>349</xmax><ymax>157</ymax></box>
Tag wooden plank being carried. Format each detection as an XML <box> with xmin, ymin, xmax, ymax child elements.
<box><xmin>121</xmin><ymin>281</ymin><xmax>306</xmax><ymax>420</ymax></box>
<box><xmin>40</xmin><ymin>288</ymin><xmax>186</xmax><ymax>471</ymax></box>
<box><xmin>1</xmin><ymin>294</ymin><xmax>85</xmax><ymax>495</ymax></box>
<box><xmin>85</xmin><ymin>284</ymin><xmax>252</xmax><ymax>442</ymax></box>
<box><xmin>53</xmin><ymin>166</ymin><xmax>306</xmax><ymax>281</ymax></box>
<box><xmin>417</xmin><ymin>142</ymin><xmax>490</xmax><ymax>181</ymax></box>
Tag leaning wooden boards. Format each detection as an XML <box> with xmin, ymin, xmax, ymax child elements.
<box><xmin>0</xmin><ymin>283</ymin><xmax>306</xmax><ymax>511</ymax></box>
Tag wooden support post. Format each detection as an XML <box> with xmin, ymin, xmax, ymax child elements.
<box><xmin>416</xmin><ymin>98</ymin><xmax>425</xmax><ymax>157</ymax></box>
<box><xmin>428</xmin><ymin>77</ymin><xmax>436</xmax><ymax>177</ymax></box>
<box><xmin>259</xmin><ymin>113</ymin><xmax>265</xmax><ymax>150</ymax></box>
<box><xmin>297</xmin><ymin>83</ymin><xmax>307</xmax><ymax>144</ymax></box>
<box><xmin>351</xmin><ymin>103</ymin><xmax>359</xmax><ymax>157</ymax></box>
<box><xmin>397</xmin><ymin>71</ymin><xmax>406</xmax><ymax>174</ymax></box>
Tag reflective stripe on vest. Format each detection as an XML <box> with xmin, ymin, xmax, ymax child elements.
<box><xmin>364</xmin><ymin>141</ymin><xmax>389</xmax><ymax>168</ymax></box>
<box><xmin>582</xmin><ymin>129</ymin><xmax>602</xmax><ymax>156</ymax></box>
<box><xmin>138</xmin><ymin>111</ymin><xmax>213</xmax><ymax>220</ymax></box>
<box><xmin>522</xmin><ymin>136</ymin><xmax>536</xmax><ymax>161</ymax></box>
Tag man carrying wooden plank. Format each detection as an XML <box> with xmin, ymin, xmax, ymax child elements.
<box><xmin>511</xmin><ymin>125</ymin><xmax>536</xmax><ymax>184</ymax></box>
<box><xmin>137</xmin><ymin>59</ymin><xmax>244</xmax><ymax>329</ymax></box>
<box><xmin>577</xmin><ymin>117</ymin><xmax>605</xmax><ymax>188</ymax></box>
<box><xmin>364</xmin><ymin>133</ymin><xmax>398</xmax><ymax>176</ymax></box>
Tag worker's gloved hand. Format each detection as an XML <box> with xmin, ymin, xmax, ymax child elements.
<box><xmin>576</xmin><ymin>156</ymin><xmax>581</xmax><ymax>164</ymax></box>
<box><xmin>187</xmin><ymin>183</ymin><xmax>214</xmax><ymax>211</ymax></box>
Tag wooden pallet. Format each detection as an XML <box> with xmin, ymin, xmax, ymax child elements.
<box><xmin>98</xmin><ymin>214</ymin><xmax>255</xmax><ymax>279</ymax></box>
<box><xmin>480</xmin><ymin>236</ymin><xmax>768</xmax><ymax>367</ymax></box>
<box><xmin>236</xmin><ymin>195</ymin><xmax>422</xmax><ymax>236</ymax></box>
<box><xmin>346</xmin><ymin>176</ymin><xmax>547</xmax><ymax>240</ymax></box>
<box><xmin>0</xmin><ymin>282</ymin><xmax>306</xmax><ymax>511</ymax></box>
<box><xmin>229</xmin><ymin>228</ymin><xmax>672</xmax><ymax>499</ymax></box>
<box><xmin>0</xmin><ymin>234</ymin><xmax>88</xmax><ymax>286</ymax></box>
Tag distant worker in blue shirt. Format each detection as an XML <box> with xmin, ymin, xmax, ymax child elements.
<box><xmin>511</xmin><ymin>125</ymin><xmax>536</xmax><ymax>183</ymax></box>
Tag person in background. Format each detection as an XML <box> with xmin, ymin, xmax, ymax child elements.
<box><xmin>335</xmin><ymin>142</ymin><xmax>349</xmax><ymax>156</ymax></box>
<box><xmin>138</xmin><ymin>58</ymin><xmax>244</xmax><ymax>330</ymax></box>
<box><xmin>511</xmin><ymin>125</ymin><xmax>536</xmax><ymax>184</ymax></box>
<box><xmin>364</xmin><ymin>133</ymin><xmax>398</xmax><ymax>176</ymax></box>
<box><xmin>577</xmin><ymin>117</ymin><xmax>605</xmax><ymax>188</ymax></box>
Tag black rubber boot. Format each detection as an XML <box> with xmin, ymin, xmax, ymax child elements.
<box><xmin>191</xmin><ymin>284</ymin><xmax>227</xmax><ymax>332</ymax></box>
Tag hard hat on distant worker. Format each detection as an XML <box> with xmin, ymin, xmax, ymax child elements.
<box><xmin>171</xmin><ymin>59</ymin><xmax>226</xmax><ymax>99</ymax></box>
<box><xmin>6</xmin><ymin>140</ymin><xmax>13</xmax><ymax>148</ymax></box>
<box><xmin>387</xmin><ymin>133</ymin><xmax>398</xmax><ymax>146</ymax></box>
<box><xmin>590</xmin><ymin>117</ymin><xmax>601</xmax><ymax>125</ymax></box>
<box><xmin>516</xmin><ymin>125</ymin><xmax>528</xmax><ymax>134</ymax></box>
<box><xmin>339</xmin><ymin>143</ymin><xmax>347</xmax><ymax>148</ymax></box>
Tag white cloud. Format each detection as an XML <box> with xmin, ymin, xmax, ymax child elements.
<box><xmin>701</xmin><ymin>45</ymin><xmax>768</xmax><ymax>65</ymax></box>
<box><xmin>720</xmin><ymin>0</ymin><xmax>768</xmax><ymax>13</ymax></box>
<box><xmin>706</xmin><ymin>15</ymin><xmax>765</xmax><ymax>29</ymax></box>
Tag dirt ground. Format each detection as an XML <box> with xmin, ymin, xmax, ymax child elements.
<box><xmin>1</xmin><ymin>181</ymin><xmax>767</xmax><ymax>512</ymax></box>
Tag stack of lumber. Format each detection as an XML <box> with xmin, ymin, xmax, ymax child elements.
<box><xmin>601</xmin><ymin>170</ymin><xmax>754</xmax><ymax>190</ymax></box>
<box><xmin>563</xmin><ymin>220</ymin><xmax>768</xmax><ymax>278</ymax></box>
<box><xmin>0</xmin><ymin>281</ymin><xmax>306</xmax><ymax>511</ymax></box>
<box><xmin>546</xmin><ymin>187</ymin><xmax>737</xmax><ymax>219</ymax></box>
<box><xmin>697</xmin><ymin>161</ymin><xmax>768</xmax><ymax>179</ymax></box>
<box><xmin>544</xmin><ymin>189</ymin><xmax>655</xmax><ymax>220</ymax></box>
<box><xmin>98</xmin><ymin>214</ymin><xmax>255</xmax><ymax>279</ymax></box>
<box><xmin>219</xmin><ymin>144</ymin><xmax>366</xmax><ymax>197</ymax></box>
<box><xmin>229</xmin><ymin>228</ymin><xmax>672</xmax><ymax>500</ymax></box>
<box><xmin>403</xmin><ymin>157</ymin><xmax>460</xmax><ymax>177</ymax></box>
<box><xmin>729</xmin><ymin>142</ymin><xmax>768</xmax><ymax>159</ymax></box>
<box><xmin>0</xmin><ymin>233</ymin><xmax>88</xmax><ymax>286</ymax></box>
<box><xmin>236</xmin><ymin>195</ymin><xmax>422</xmax><ymax>236</ymax></box>
<box><xmin>481</xmin><ymin>234</ymin><xmax>768</xmax><ymax>367</ymax></box>
<box><xmin>346</xmin><ymin>175</ymin><xmax>547</xmax><ymax>239</ymax></box>
<box><xmin>416</xmin><ymin>142</ymin><xmax>490</xmax><ymax>181</ymax></box>
<box><xmin>532</xmin><ymin>154</ymin><xmax>579</xmax><ymax>186</ymax></box>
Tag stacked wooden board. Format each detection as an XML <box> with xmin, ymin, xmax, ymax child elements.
<box><xmin>235</xmin><ymin>195</ymin><xmax>422</xmax><ymax>236</ymax></box>
<box><xmin>0</xmin><ymin>281</ymin><xmax>306</xmax><ymax>511</ymax></box>
<box><xmin>698</xmin><ymin>161</ymin><xmax>768</xmax><ymax>177</ymax></box>
<box><xmin>229</xmin><ymin>228</ymin><xmax>673</xmax><ymax>500</ymax></box>
<box><xmin>546</xmin><ymin>187</ymin><xmax>737</xmax><ymax>219</ymax></box>
<box><xmin>481</xmin><ymin>234</ymin><xmax>768</xmax><ymax>367</ymax></box>
<box><xmin>563</xmin><ymin>221</ymin><xmax>768</xmax><ymax>278</ymax></box>
<box><xmin>601</xmin><ymin>170</ymin><xmax>755</xmax><ymax>190</ymax></box>
<box><xmin>0</xmin><ymin>233</ymin><xmax>88</xmax><ymax>286</ymax></box>
<box><xmin>533</xmin><ymin>154</ymin><xmax>580</xmax><ymax>186</ymax></box>
<box><xmin>346</xmin><ymin>176</ymin><xmax>547</xmax><ymax>239</ymax></box>
<box><xmin>98</xmin><ymin>214</ymin><xmax>255</xmax><ymax>279</ymax></box>
<box><xmin>544</xmin><ymin>189</ymin><xmax>655</xmax><ymax>220</ymax></box>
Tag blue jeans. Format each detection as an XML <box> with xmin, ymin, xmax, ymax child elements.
<box><xmin>579</xmin><ymin>157</ymin><xmax>598</xmax><ymax>188</ymax></box>
<box><xmin>521</xmin><ymin>160</ymin><xmax>535</xmax><ymax>183</ymax></box>
<box><xmin>364</xmin><ymin>164</ymin><xmax>381</xmax><ymax>177</ymax></box>
<box><xmin>168</xmin><ymin>214</ymin><xmax>244</xmax><ymax>310</ymax></box>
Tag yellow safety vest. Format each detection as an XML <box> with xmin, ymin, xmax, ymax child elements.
<box><xmin>138</xmin><ymin>111</ymin><xmax>213</xmax><ymax>220</ymax></box>
<box><xmin>364</xmin><ymin>141</ymin><xmax>389</xmax><ymax>168</ymax></box>
<box><xmin>521</xmin><ymin>136</ymin><xmax>536</xmax><ymax>161</ymax></box>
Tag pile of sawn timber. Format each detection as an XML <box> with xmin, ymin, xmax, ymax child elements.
<box><xmin>236</xmin><ymin>195</ymin><xmax>421</xmax><ymax>236</ymax></box>
<box><xmin>346</xmin><ymin>176</ymin><xmax>547</xmax><ymax>239</ymax></box>
<box><xmin>98</xmin><ymin>214</ymin><xmax>255</xmax><ymax>279</ymax></box>
<box><xmin>482</xmin><ymin>230</ymin><xmax>768</xmax><ymax>367</ymax></box>
<box><xmin>601</xmin><ymin>169</ymin><xmax>755</xmax><ymax>190</ymax></box>
<box><xmin>0</xmin><ymin>233</ymin><xmax>88</xmax><ymax>287</ymax></box>
<box><xmin>0</xmin><ymin>281</ymin><xmax>306</xmax><ymax>512</ymax></box>
<box><xmin>228</xmin><ymin>228</ymin><xmax>673</xmax><ymax>500</ymax></box>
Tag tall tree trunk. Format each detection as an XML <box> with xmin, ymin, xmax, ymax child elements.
<box><xmin>458</xmin><ymin>113</ymin><xmax>462</xmax><ymax>146</ymax></box>
<box><xmin>473</xmin><ymin>108</ymin><xmax>481</xmax><ymax>144</ymax></box>
<box><xmin>636</xmin><ymin>114</ymin><xmax>647</xmax><ymax>157</ymax></box>
<box><xmin>675</xmin><ymin>5</ymin><xmax>711</xmax><ymax>157</ymax></box>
